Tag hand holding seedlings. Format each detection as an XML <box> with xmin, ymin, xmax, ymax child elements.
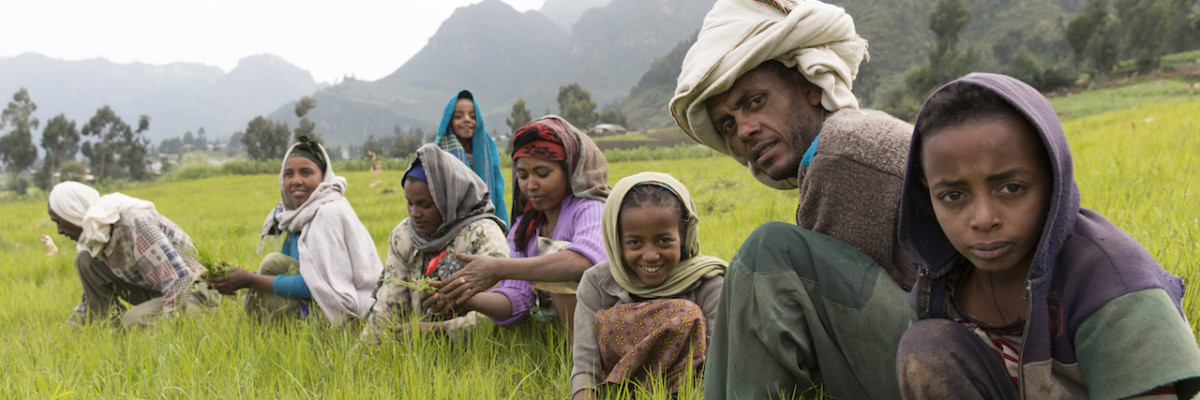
<box><xmin>392</xmin><ymin>276</ymin><xmax>436</xmax><ymax>293</ymax></box>
<box><xmin>429</xmin><ymin>253</ymin><xmax>497</xmax><ymax>305</ymax></box>
<box><xmin>204</xmin><ymin>266</ymin><xmax>265</xmax><ymax>295</ymax></box>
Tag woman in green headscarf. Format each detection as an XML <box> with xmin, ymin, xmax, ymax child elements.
<box><xmin>569</xmin><ymin>172</ymin><xmax>727</xmax><ymax>399</ymax></box>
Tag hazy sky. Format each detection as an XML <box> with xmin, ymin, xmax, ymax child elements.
<box><xmin>1</xmin><ymin>0</ymin><xmax>545</xmax><ymax>84</ymax></box>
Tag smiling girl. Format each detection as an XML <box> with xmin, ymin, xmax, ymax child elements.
<box><xmin>570</xmin><ymin>172</ymin><xmax>727</xmax><ymax>399</ymax></box>
<box><xmin>434</xmin><ymin>90</ymin><xmax>508</xmax><ymax>225</ymax></box>
<box><xmin>206</xmin><ymin>136</ymin><xmax>382</xmax><ymax>325</ymax></box>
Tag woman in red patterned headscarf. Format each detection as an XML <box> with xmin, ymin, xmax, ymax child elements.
<box><xmin>427</xmin><ymin>115</ymin><xmax>610</xmax><ymax>340</ymax></box>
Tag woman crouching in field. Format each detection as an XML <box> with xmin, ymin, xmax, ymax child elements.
<box><xmin>48</xmin><ymin>181</ymin><xmax>220</xmax><ymax>327</ymax></box>
<box><xmin>206</xmin><ymin>136</ymin><xmax>382</xmax><ymax>325</ymax></box>
<box><xmin>361</xmin><ymin>144</ymin><xmax>513</xmax><ymax>342</ymax></box>
<box><xmin>428</xmin><ymin>115</ymin><xmax>610</xmax><ymax>340</ymax></box>
<box><xmin>570</xmin><ymin>172</ymin><xmax>727</xmax><ymax>399</ymax></box>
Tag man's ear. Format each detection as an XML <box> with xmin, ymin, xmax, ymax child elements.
<box><xmin>807</xmin><ymin>86</ymin><xmax>823</xmax><ymax>108</ymax></box>
<box><xmin>800</xmin><ymin>80</ymin><xmax>823</xmax><ymax>108</ymax></box>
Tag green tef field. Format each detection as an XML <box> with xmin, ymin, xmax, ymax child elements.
<box><xmin>2</xmin><ymin>95</ymin><xmax>1198</xmax><ymax>398</ymax></box>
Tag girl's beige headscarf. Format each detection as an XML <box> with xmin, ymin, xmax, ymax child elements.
<box><xmin>604</xmin><ymin>172</ymin><xmax>727</xmax><ymax>298</ymax></box>
<box><xmin>670</xmin><ymin>0</ymin><xmax>868</xmax><ymax>189</ymax></box>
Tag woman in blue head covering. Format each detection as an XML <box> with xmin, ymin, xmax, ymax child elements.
<box><xmin>435</xmin><ymin>90</ymin><xmax>509</xmax><ymax>225</ymax></box>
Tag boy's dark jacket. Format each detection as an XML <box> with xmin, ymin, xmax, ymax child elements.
<box><xmin>897</xmin><ymin>73</ymin><xmax>1200</xmax><ymax>399</ymax></box>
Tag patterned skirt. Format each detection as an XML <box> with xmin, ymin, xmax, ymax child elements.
<box><xmin>594</xmin><ymin>298</ymin><xmax>707</xmax><ymax>391</ymax></box>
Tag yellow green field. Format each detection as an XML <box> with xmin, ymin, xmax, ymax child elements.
<box><xmin>1</xmin><ymin>95</ymin><xmax>1197</xmax><ymax>398</ymax></box>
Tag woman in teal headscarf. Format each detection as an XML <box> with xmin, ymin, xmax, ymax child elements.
<box><xmin>435</xmin><ymin>90</ymin><xmax>509</xmax><ymax>225</ymax></box>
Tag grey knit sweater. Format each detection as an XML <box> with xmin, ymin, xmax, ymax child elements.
<box><xmin>795</xmin><ymin>109</ymin><xmax>916</xmax><ymax>289</ymax></box>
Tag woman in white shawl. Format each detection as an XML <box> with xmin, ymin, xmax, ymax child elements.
<box><xmin>207</xmin><ymin>136</ymin><xmax>382</xmax><ymax>325</ymax></box>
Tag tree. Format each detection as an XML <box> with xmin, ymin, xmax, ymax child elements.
<box><xmin>506</xmin><ymin>98</ymin><xmax>533</xmax><ymax>134</ymax></box>
<box><xmin>1067</xmin><ymin>0</ymin><xmax>1118</xmax><ymax>74</ymax></box>
<box><xmin>293</xmin><ymin>96</ymin><xmax>320</xmax><ymax>142</ymax></box>
<box><xmin>226</xmin><ymin>131</ymin><xmax>244</xmax><ymax>156</ymax></box>
<box><xmin>159</xmin><ymin>137</ymin><xmax>184</xmax><ymax>154</ymax></box>
<box><xmin>1115</xmin><ymin>0</ymin><xmax>1171</xmax><ymax>70</ymax></box>
<box><xmin>240</xmin><ymin>116</ymin><xmax>291</xmax><ymax>161</ymax></box>
<box><xmin>388</xmin><ymin>125</ymin><xmax>425</xmax><ymax>159</ymax></box>
<box><xmin>597</xmin><ymin>101</ymin><xmax>628</xmax><ymax>127</ymax></box>
<box><xmin>39</xmin><ymin>114</ymin><xmax>80</xmax><ymax>189</ymax></box>
<box><xmin>116</xmin><ymin>115</ymin><xmax>152</xmax><ymax>181</ymax></box>
<box><xmin>1004</xmin><ymin>47</ymin><xmax>1042</xmax><ymax>89</ymax></box>
<box><xmin>0</xmin><ymin>88</ymin><xmax>40</xmax><ymax>192</ymax></box>
<box><xmin>882</xmin><ymin>0</ymin><xmax>976</xmax><ymax>120</ymax></box>
<box><xmin>196</xmin><ymin>127</ymin><xmax>207</xmax><ymax>149</ymax></box>
<box><xmin>913</xmin><ymin>0</ymin><xmax>976</xmax><ymax>94</ymax></box>
<box><xmin>58</xmin><ymin>161</ymin><xmax>87</xmax><ymax>184</ymax></box>
<box><xmin>360</xmin><ymin>135</ymin><xmax>387</xmax><ymax>159</ymax></box>
<box><xmin>557</xmin><ymin>83</ymin><xmax>598</xmax><ymax>129</ymax></box>
<box><xmin>81</xmin><ymin>106</ymin><xmax>130</xmax><ymax>182</ymax></box>
<box><xmin>183</xmin><ymin>131</ymin><xmax>196</xmax><ymax>149</ymax></box>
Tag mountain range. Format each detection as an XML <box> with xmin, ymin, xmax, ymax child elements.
<box><xmin>266</xmin><ymin>0</ymin><xmax>716</xmax><ymax>147</ymax></box>
<box><xmin>1</xmin><ymin>0</ymin><xmax>1083</xmax><ymax>148</ymax></box>
<box><xmin>0</xmin><ymin>53</ymin><xmax>325</xmax><ymax>144</ymax></box>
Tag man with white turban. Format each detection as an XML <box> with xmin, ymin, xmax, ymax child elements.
<box><xmin>48</xmin><ymin>181</ymin><xmax>218</xmax><ymax>327</ymax></box>
<box><xmin>670</xmin><ymin>0</ymin><xmax>917</xmax><ymax>398</ymax></box>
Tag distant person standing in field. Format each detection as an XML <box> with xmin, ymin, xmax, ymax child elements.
<box><xmin>206</xmin><ymin>136</ymin><xmax>382</xmax><ymax>325</ymax></box>
<box><xmin>361</xmin><ymin>144</ymin><xmax>513</xmax><ymax>342</ymax></box>
<box><xmin>48</xmin><ymin>181</ymin><xmax>219</xmax><ymax>327</ymax></box>
<box><xmin>428</xmin><ymin>115</ymin><xmax>610</xmax><ymax>339</ymax></box>
<box><xmin>670</xmin><ymin>0</ymin><xmax>917</xmax><ymax>398</ymax></box>
<box><xmin>435</xmin><ymin>90</ymin><xmax>509</xmax><ymax>225</ymax></box>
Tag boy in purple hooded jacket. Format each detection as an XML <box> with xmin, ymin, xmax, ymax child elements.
<box><xmin>894</xmin><ymin>73</ymin><xmax>1200</xmax><ymax>399</ymax></box>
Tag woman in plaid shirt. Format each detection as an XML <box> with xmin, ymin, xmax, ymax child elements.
<box><xmin>48</xmin><ymin>181</ymin><xmax>219</xmax><ymax>327</ymax></box>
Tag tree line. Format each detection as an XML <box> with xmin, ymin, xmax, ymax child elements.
<box><xmin>0</xmin><ymin>88</ymin><xmax>153</xmax><ymax>194</ymax></box>
<box><xmin>503</xmin><ymin>82</ymin><xmax>629</xmax><ymax>138</ymax></box>
<box><xmin>880</xmin><ymin>0</ymin><xmax>1200</xmax><ymax>121</ymax></box>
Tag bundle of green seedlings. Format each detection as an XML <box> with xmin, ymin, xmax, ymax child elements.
<box><xmin>187</xmin><ymin>243</ymin><xmax>233</xmax><ymax>278</ymax></box>
<box><xmin>391</xmin><ymin>276</ymin><xmax>437</xmax><ymax>293</ymax></box>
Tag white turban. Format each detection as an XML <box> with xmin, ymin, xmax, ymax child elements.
<box><xmin>49</xmin><ymin>181</ymin><xmax>156</xmax><ymax>256</ymax></box>
<box><xmin>49</xmin><ymin>181</ymin><xmax>98</xmax><ymax>228</ymax></box>
<box><xmin>670</xmin><ymin>0</ymin><xmax>868</xmax><ymax>188</ymax></box>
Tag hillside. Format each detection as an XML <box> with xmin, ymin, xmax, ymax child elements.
<box><xmin>0</xmin><ymin>53</ymin><xmax>325</xmax><ymax>142</ymax></box>
<box><xmin>267</xmin><ymin>0</ymin><xmax>715</xmax><ymax>147</ymax></box>
<box><xmin>276</xmin><ymin>0</ymin><xmax>1089</xmax><ymax>147</ymax></box>
<box><xmin>540</xmin><ymin>0</ymin><xmax>612</xmax><ymax>31</ymax></box>
<box><xmin>267</xmin><ymin>0</ymin><xmax>570</xmax><ymax>145</ymax></box>
<box><xmin>841</xmin><ymin>0</ymin><xmax>1077</xmax><ymax>105</ymax></box>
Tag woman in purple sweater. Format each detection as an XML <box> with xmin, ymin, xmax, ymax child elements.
<box><xmin>428</xmin><ymin>115</ymin><xmax>610</xmax><ymax>338</ymax></box>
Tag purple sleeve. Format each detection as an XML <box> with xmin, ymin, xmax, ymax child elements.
<box><xmin>488</xmin><ymin>279</ymin><xmax>534</xmax><ymax>325</ymax></box>
<box><xmin>561</xmin><ymin>199</ymin><xmax>607</xmax><ymax>265</ymax></box>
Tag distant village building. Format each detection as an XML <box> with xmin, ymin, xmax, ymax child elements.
<box><xmin>588</xmin><ymin>123</ymin><xmax>627</xmax><ymax>136</ymax></box>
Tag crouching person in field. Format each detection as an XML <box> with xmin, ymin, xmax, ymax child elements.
<box><xmin>362</xmin><ymin>144</ymin><xmax>513</xmax><ymax>342</ymax></box>
<box><xmin>571</xmin><ymin>172</ymin><xmax>727</xmax><ymax>399</ymax></box>
<box><xmin>206</xmin><ymin>136</ymin><xmax>382</xmax><ymax>325</ymax></box>
<box><xmin>48</xmin><ymin>181</ymin><xmax>219</xmax><ymax>327</ymax></box>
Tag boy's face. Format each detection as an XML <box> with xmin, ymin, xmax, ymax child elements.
<box><xmin>921</xmin><ymin>116</ymin><xmax>1051</xmax><ymax>278</ymax></box>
